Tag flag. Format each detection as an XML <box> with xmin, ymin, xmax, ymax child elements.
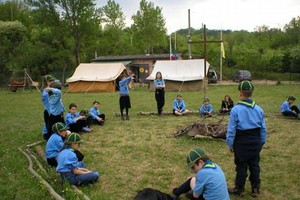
<box><xmin>221</xmin><ymin>42</ymin><xmax>225</xmax><ymax>58</ymax></box>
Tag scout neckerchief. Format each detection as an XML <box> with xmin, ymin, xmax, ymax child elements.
<box><xmin>203</xmin><ymin>160</ymin><xmax>216</xmax><ymax>169</ymax></box>
<box><xmin>238</xmin><ymin>99</ymin><xmax>255</xmax><ymax>108</ymax></box>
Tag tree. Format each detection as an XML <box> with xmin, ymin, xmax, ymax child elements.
<box><xmin>0</xmin><ymin>20</ymin><xmax>27</xmax><ymax>84</ymax></box>
<box><xmin>131</xmin><ymin>0</ymin><xmax>167</xmax><ymax>53</ymax></box>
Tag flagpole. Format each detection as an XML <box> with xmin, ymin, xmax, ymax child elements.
<box><xmin>169</xmin><ymin>34</ymin><xmax>172</xmax><ymax>60</ymax></box>
<box><xmin>220</xmin><ymin>29</ymin><xmax>223</xmax><ymax>83</ymax></box>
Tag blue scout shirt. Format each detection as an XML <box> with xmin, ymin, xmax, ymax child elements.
<box><xmin>193</xmin><ymin>161</ymin><xmax>230</xmax><ymax>200</ymax></box>
<box><xmin>154</xmin><ymin>79</ymin><xmax>165</xmax><ymax>88</ymax></box>
<box><xmin>45</xmin><ymin>133</ymin><xmax>64</xmax><ymax>159</ymax></box>
<box><xmin>280</xmin><ymin>100</ymin><xmax>292</xmax><ymax>112</ymax></box>
<box><xmin>89</xmin><ymin>107</ymin><xmax>100</xmax><ymax>120</ymax></box>
<box><xmin>42</xmin><ymin>89</ymin><xmax>50</xmax><ymax>112</ymax></box>
<box><xmin>65</xmin><ymin>112</ymin><xmax>80</xmax><ymax>128</ymax></box>
<box><xmin>199</xmin><ymin>104</ymin><xmax>213</xmax><ymax>115</ymax></box>
<box><xmin>48</xmin><ymin>88</ymin><xmax>64</xmax><ymax>116</ymax></box>
<box><xmin>56</xmin><ymin>147</ymin><xmax>81</xmax><ymax>173</ymax></box>
<box><xmin>226</xmin><ymin>99</ymin><xmax>267</xmax><ymax>149</ymax></box>
<box><xmin>119</xmin><ymin>77</ymin><xmax>131</xmax><ymax>95</ymax></box>
<box><xmin>173</xmin><ymin>99</ymin><xmax>186</xmax><ymax>111</ymax></box>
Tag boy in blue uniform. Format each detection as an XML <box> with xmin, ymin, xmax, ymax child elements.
<box><xmin>119</xmin><ymin>73</ymin><xmax>134</xmax><ymax>120</ymax></box>
<box><xmin>226</xmin><ymin>81</ymin><xmax>267</xmax><ymax>197</ymax></box>
<box><xmin>44</xmin><ymin>81</ymin><xmax>65</xmax><ymax>140</ymax></box>
<box><xmin>56</xmin><ymin>132</ymin><xmax>99</xmax><ymax>186</ymax></box>
<box><xmin>199</xmin><ymin>97</ymin><xmax>213</xmax><ymax>117</ymax></box>
<box><xmin>280</xmin><ymin>96</ymin><xmax>300</xmax><ymax>119</ymax></box>
<box><xmin>42</xmin><ymin>75</ymin><xmax>55</xmax><ymax>139</ymax></box>
<box><xmin>45</xmin><ymin>122</ymin><xmax>69</xmax><ymax>167</ymax></box>
<box><xmin>173</xmin><ymin>94</ymin><xmax>189</xmax><ymax>116</ymax></box>
<box><xmin>65</xmin><ymin>103</ymin><xmax>92</xmax><ymax>133</ymax></box>
<box><xmin>89</xmin><ymin>100</ymin><xmax>105</xmax><ymax>125</ymax></box>
<box><xmin>172</xmin><ymin>147</ymin><xmax>229</xmax><ymax>200</ymax></box>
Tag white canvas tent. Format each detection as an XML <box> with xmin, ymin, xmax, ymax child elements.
<box><xmin>66</xmin><ymin>63</ymin><xmax>126</xmax><ymax>93</ymax></box>
<box><xmin>147</xmin><ymin>59</ymin><xmax>210</xmax><ymax>91</ymax></box>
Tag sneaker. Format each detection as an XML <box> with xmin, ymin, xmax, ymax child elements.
<box><xmin>228</xmin><ymin>187</ymin><xmax>244</xmax><ymax>197</ymax></box>
<box><xmin>251</xmin><ymin>188</ymin><xmax>260</xmax><ymax>198</ymax></box>
<box><xmin>121</xmin><ymin>115</ymin><xmax>125</xmax><ymax>120</ymax></box>
<box><xmin>125</xmin><ymin>115</ymin><xmax>130</xmax><ymax>120</ymax></box>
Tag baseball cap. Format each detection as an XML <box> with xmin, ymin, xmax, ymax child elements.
<box><xmin>52</xmin><ymin>122</ymin><xmax>67</xmax><ymax>133</ymax></box>
<box><xmin>45</xmin><ymin>75</ymin><xmax>55</xmax><ymax>82</ymax></box>
<box><xmin>65</xmin><ymin>132</ymin><xmax>82</xmax><ymax>144</ymax></box>
<box><xmin>186</xmin><ymin>147</ymin><xmax>206</xmax><ymax>169</ymax></box>
<box><xmin>238</xmin><ymin>81</ymin><xmax>254</xmax><ymax>91</ymax></box>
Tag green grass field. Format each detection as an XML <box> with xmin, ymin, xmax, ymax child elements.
<box><xmin>0</xmin><ymin>83</ymin><xmax>299</xmax><ymax>200</ymax></box>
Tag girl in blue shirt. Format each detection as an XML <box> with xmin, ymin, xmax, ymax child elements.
<box><xmin>154</xmin><ymin>71</ymin><xmax>165</xmax><ymax>115</ymax></box>
<box><xmin>119</xmin><ymin>73</ymin><xmax>134</xmax><ymax>120</ymax></box>
<box><xmin>56</xmin><ymin>133</ymin><xmax>99</xmax><ymax>186</ymax></box>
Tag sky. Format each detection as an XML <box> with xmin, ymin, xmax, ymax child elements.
<box><xmin>97</xmin><ymin>0</ymin><xmax>300</xmax><ymax>34</ymax></box>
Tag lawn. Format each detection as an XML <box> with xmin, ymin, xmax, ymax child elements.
<box><xmin>0</xmin><ymin>83</ymin><xmax>299</xmax><ymax>200</ymax></box>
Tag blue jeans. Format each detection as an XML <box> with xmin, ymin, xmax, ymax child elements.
<box><xmin>60</xmin><ymin>171</ymin><xmax>100</xmax><ymax>186</ymax></box>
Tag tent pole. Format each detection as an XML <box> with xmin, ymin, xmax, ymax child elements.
<box><xmin>85</xmin><ymin>81</ymin><xmax>96</xmax><ymax>94</ymax></box>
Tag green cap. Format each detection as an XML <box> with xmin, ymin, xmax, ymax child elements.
<box><xmin>65</xmin><ymin>132</ymin><xmax>82</xmax><ymax>144</ymax></box>
<box><xmin>203</xmin><ymin>97</ymin><xmax>209</xmax><ymax>102</ymax></box>
<box><xmin>45</xmin><ymin>75</ymin><xmax>55</xmax><ymax>82</ymax></box>
<box><xmin>52</xmin><ymin>122</ymin><xmax>67</xmax><ymax>133</ymax></box>
<box><xmin>177</xmin><ymin>93</ymin><xmax>182</xmax><ymax>97</ymax></box>
<box><xmin>288</xmin><ymin>96</ymin><xmax>296</xmax><ymax>101</ymax></box>
<box><xmin>238</xmin><ymin>81</ymin><xmax>254</xmax><ymax>91</ymax></box>
<box><xmin>186</xmin><ymin>147</ymin><xmax>206</xmax><ymax>169</ymax></box>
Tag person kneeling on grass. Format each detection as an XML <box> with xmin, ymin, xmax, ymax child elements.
<box><xmin>172</xmin><ymin>147</ymin><xmax>229</xmax><ymax>200</ymax></box>
<box><xmin>56</xmin><ymin>132</ymin><xmax>99</xmax><ymax>186</ymax></box>
<box><xmin>173</xmin><ymin>94</ymin><xmax>189</xmax><ymax>116</ymax></box>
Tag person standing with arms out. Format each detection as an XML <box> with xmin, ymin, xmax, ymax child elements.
<box><xmin>226</xmin><ymin>81</ymin><xmax>267</xmax><ymax>198</ymax></box>
<box><xmin>119</xmin><ymin>73</ymin><xmax>134</xmax><ymax>120</ymax></box>
<box><xmin>154</xmin><ymin>71</ymin><xmax>165</xmax><ymax>115</ymax></box>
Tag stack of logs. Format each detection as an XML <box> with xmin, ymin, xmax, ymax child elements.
<box><xmin>174</xmin><ymin>118</ymin><xmax>228</xmax><ymax>139</ymax></box>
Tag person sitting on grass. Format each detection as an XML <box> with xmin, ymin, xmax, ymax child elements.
<box><xmin>173</xmin><ymin>94</ymin><xmax>189</xmax><ymax>116</ymax></box>
<box><xmin>280</xmin><ymin>96</ymin><xmax>300</xmax><ymax>119</ymax></box>
<box><xmin>172</xmin><ymin>147</ymin><xmax>229</xmax><ymax>200</ymax></box>
<box><xmin>65</xmin><ymin>103</ymin><xmax>93</xmax><ymax>133</ymax></box>
<box><xmin>199</xmin><ymin>97</ymin><xmax>214</xmax><ymax>117</ymax></box>
<box><xmin>219</xmin><ymin>95</ymin><xmax>234</xmax><ymax>115</ymax></box>
<box><xmin>45</xmin><ymin>122</ymin><xmax>69</xmax><ymax>167</ymax></box>
<box><xmin>89</xmin><ymin>100</ymin><xmax>105</xmax><ymax>125</ymax></box>
<box><xmin>56</xmin><ymin>132</ymin><xmax>99</xmax><ymax>186</ymax></box>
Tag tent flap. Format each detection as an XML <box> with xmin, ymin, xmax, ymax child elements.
<box><xmin>147</xmin><ymin>59</ymin><xmax>210</xmax><ymax>81</ymax></box>
<box><xmin>67</xmin><ymin>63</ymin><xmax>126</xmax><ymax>83</ymax></box>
